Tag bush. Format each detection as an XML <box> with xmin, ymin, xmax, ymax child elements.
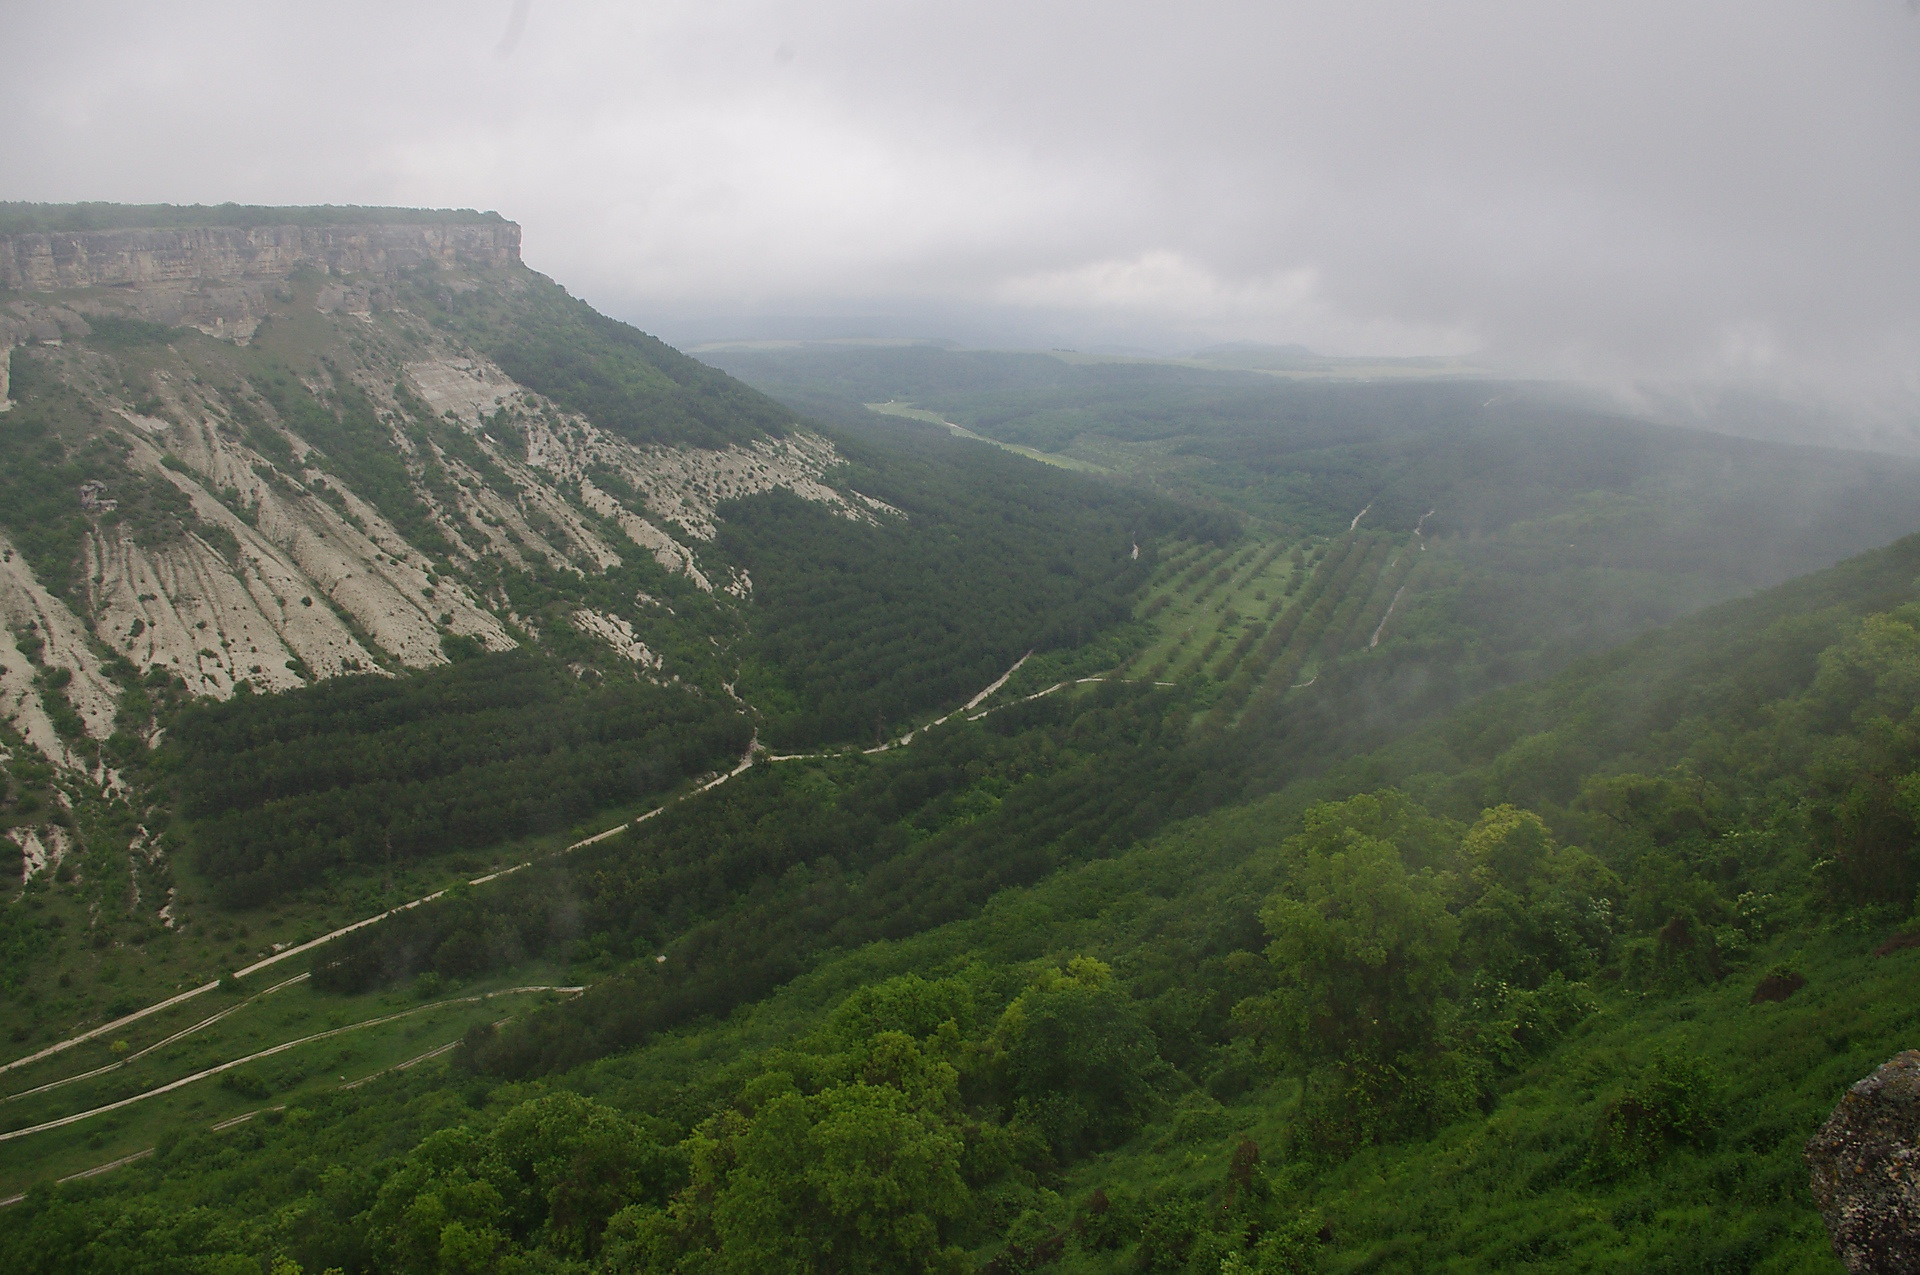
<box><xmin>1587</xmin><ymin>1051</ymin><xmax>1723</xmax><ymax>1176</ymax></box>
<box><xmin>220</xmin><ymin>1069</ymin><xmax>271</xmax><ymax>1101</ymax></box>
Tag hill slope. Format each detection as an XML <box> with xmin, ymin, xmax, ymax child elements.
<box><xmin>0</xmin><ymin>206</ymin><xmax>1181</xmax><ymax>1036</ymax></box>
<box><xmin>9</xmin><ymin>474</ymin><xmax>1920</xmax><ymax>1272</ymax></box>
<box><xmin>7</xmin><ymin>216</ymin><xmax>1920</xmax><ymax>1273</ymax></box>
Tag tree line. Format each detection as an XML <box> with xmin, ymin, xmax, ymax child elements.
<box><xmin>165</xmin><ymin>651</ymin><xmax>751</xmax><ymax>908</ymax></box>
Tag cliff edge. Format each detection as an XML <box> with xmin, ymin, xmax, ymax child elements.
<box><xmin>0</xmin><ymin>219</ymin><xmax>519</xmax><ymax>292</ymax></box>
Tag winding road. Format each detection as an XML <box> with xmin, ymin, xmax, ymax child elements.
<box><xmin>0</xmin><ymin>650</ymin><xmax>1043</xmax><ymax>1082</ymax></box>
<box><xmin>0</xmin><ymin>985</ymin><xmax>581</xmax><ymax>1146</ymax></box>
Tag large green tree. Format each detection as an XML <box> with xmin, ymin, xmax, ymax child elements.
<box><xmin>1240</xmin><ymin>796</ymin><xmax>1461</xmax><ymax>1070</ymax></box>
<box><xmin>1456</xmin><ymin>804</ymin><xmax>1615</xmax><ymax>988</ymax></box>
<box><xmin>607</xmin><ymin>1031</ymin><xmax>972</xmax><ymax>1274</ymax></box>
<box><xmin>991</xmin><ymin>957</ymin><xmax>1167</xmax><ymax>1158</ymax></box>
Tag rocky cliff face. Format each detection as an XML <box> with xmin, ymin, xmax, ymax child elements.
<box><xmin>0</xmin><ymin>208</ymin><xmax>890</xmax><ymax>789</ymax></box>
<box><xmin>0</xmin><ymin>221</ymin><xmax>520</xmax><ymax>291</ymax></box>
<box><xmin>0</xmin><ymin>222</ymin><xmax>520</xmax><ymax>345</ymax></box>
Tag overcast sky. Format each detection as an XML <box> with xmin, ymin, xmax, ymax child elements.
<box><xmin>4</xmin><ymin>1</ymin><xmax>1917</xmax><ymax>405</ymax></box>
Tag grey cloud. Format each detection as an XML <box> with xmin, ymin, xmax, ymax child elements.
<box><xmin>3</xmin><ymin>1</ymin><xmax>1916</xmax><ymax>414</ymax></box>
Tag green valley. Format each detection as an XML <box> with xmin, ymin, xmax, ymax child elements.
<box><xmin>2</xmin><ymin>209</ymin><xmax>1919</xmax><ymax>1274</ymax></box>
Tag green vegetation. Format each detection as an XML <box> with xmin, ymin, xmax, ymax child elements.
<box><xmin>405</xmin><ymin>275</ymin><xmax>798</xmax><ymax>449</ymax></box>
<box><xmin>710</xmin><ymin>343</ymin><xmax>1920</xmax><ymax>684</ymax></box>
<box><xmin>0</xmin><ymin>349</ymin><xmax>202</xmax><ymax>596</ymax></box>
<box><xmin>12</xmin><ymin>231</ymin><xmax>1920</xmax><ymax>1272</ymax></box>
<box><xmin>0</xmin><ymin>973</ymin><xmax>580</xmax><ymax>1185</ymax></box>
<box><xmin>83</xmin><ymin>316</ymin><xmax>190</xmax><ymax>348</ymax></box>
<box><xmin>1103</xmin><ymin>529</ymin><xmax>1425</xmax><ymax>728</ymax></box>
<box><xmin>249</xmin><ymin>366</ymin><xmax>464</xmax><ymax>563</ymax></box>
<box><xmin>867</xmin><ymin>399</ymin><xmax>1111</xmax><ymax>472</ymax></box>
<box><xmin>309</xmin><ymin>683</ymin><xmax>1227</xmax><ymax>1039</ymax></box>
<box><xmin>720</xmin><ymin>417</ymin><xmax>1196</xmax><ymax>748</ymax></box>
<box><xmin>167</xmin><ymin>651</ymin><xmax>752</xmax><ymax>909</ymax></box>
<box><xmin>13</xmin><ymin>527</ymin><xmax>1920</xmax><ymax>1269</ymax></box>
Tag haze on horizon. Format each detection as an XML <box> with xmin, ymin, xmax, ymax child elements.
<box><xmin>3</xmin><ymin>1</ymin><xmax>1917</xmax><ymax>423</ymax></box>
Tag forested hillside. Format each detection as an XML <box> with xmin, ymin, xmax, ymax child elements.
<box><xmin>166</xmin><ymin>653</ymin><xmax>752</xmax><ymax>909</ymax></box>
<box><xmin>12</xmin><ymin>478</ymin><xmax>1920</xmax><ymax>1272</ymax></box>
<box><xmin>0</xmin><ymin>207</ymin><xmax>1186</xmax><ymax>1021</ymax></box>
<box><xmin>702</xmin><ymin>342</ymin><xmax>1917</xmax><ymax>550</ymax></box>
<box><xmin>7</xmin><ymin>216</ymin><xmax>1920</xmax><ymax>1273</ymax></box>
<box><xmin>717</xmin><ymin>416</ymin><xmax>1204</xmax><ymax>747</ymax></box>
<box><xmin>714</xmin><ymin>341</ymin><xmax>1920</xmax><ymax>776</ymax></box>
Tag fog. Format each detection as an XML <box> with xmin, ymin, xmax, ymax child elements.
<box><xmin>4</xmin><ymin>1</ymin><xmax>1917</xmax><ymax>421</ymax></box>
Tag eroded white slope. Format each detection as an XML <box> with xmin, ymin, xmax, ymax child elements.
<box><xmin>0</xmin><ymin>631</ymin><xmax>68</xmax><ymax>765</ymax></box>
<box><xmin>86</xmin><ymin>528</ymin><xmax>371</xmax><ymax>695</ymax></box>
<box><xmin>577</xmin><ymin>478</ymin><xmax>712</xmax><ymax>589</ymax></box>
<box><xmin>0</xmin><ymin>394</ymin><xmax>522</xmax><ymax>752</ymax></box>
<box><xmin>0</xmin><ymin>536</ymin><xmax>121</xmax><ymax>761</ymax></box>
<box><xmin>115</xmin><ymin>423</ymin><xmax>513</xmax><ymax>678</ymax></box>
<box><xmin>571</xmin><ymin>609</ymin><xmax>661</xmax><ymax>669</ymax></box>
<box><xmin>404</xmin><ymin>356</ymin><xmax>898</xmax><ymax>591</ymax></box>
<box><xmin>0</xmin><ymin>290</ymin><xmax>899</xmax><ymax>772</ymax></box>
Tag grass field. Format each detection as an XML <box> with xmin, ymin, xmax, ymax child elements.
<box><xmin>0</xmin><ymin>969</ymin><xmax>579</xmax><ymax>1201</ymax></box>
<box><xmin>1112</xmin><ymin>527</ymin><xmax>1422</xmax><ymax>715</ymax></box>
<box><xmin>1119</xmin><ymin>538</ymin><xmax>1303</xmax><ymax>681</ymax></box>
<box><xmin>965</xmin><ymin>525</ymin><xmax>1431</xmax><ymax>737</ymax></box>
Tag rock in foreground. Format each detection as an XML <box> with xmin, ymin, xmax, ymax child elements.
<box><xmin>1807</xmin><ymin>1050</ymin><xmax>1920</xmax><ymax>1273</ymax></box>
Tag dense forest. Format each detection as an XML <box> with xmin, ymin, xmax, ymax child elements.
<box><xmin>306</xmin><ymin>684</ymin><xmax>1232</xmax><ymax>1034</ymax></box>
<box><xmin>11</xmin><ymin>515</ymin><xmax>1920</xmax><ymax>1271</ymax></box>
<box><xmin>717</xmin><ymin>416</ymin><xmax>1209</xmax><ymax>747</ymax></box>
<box><xmin>165</xmin><ymin>652</ymin><xmax>753</xmax><ymax>909</ymax></box>
<box><xmin>9</xmin><ymin>239</ymin><xmax>1920</xmax><ymax>1272</ymax></box>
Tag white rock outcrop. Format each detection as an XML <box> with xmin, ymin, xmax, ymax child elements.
<box><xmin>570</xmin><ymin>609</ymin><xmax>661</xmax><ymax>668</ymax></box>
<box><xmin>0</xmin><ymin>535</ymin><xmax>121</xmax><ymax>761</ymax></box>
<box><xmin>0</xmin><ymin>216</ymin><xmax>897</xmax><ymax>776</ymax></box>
<box><xmin>8</xmin><ymin>826</ymin><xmax>70</xmax><ymax>881</ymax></box>
<box><xmin>404</xmin><ymin>354</ymin><xmax>891</xmax><ymax>591</ymax></box>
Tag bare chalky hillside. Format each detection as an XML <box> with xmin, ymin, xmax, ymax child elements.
<box><xmin>0</xmin><ymin>207</ymin><xmax>896</xmax><ymax>770</ymax></box>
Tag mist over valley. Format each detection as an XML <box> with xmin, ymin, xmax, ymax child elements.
<box><xmin>2</xmin><ymin>5</ymin><xmax>1919</xmax><ymax>1272</ymax></box>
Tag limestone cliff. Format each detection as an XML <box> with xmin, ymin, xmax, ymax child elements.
<box><xmin>0</xmin><ymin>221</ymin><xmax>519</xmax><ymax>291</ymax></box>
<box><xmin>0</xmin><ymin>206</ymin><xmax>893</xmax><ymax>777</ymax></box>
<box><xmin>0</xmin><ymin>221</ymin><xmax>517</xmax><ymax>345</ymax></box>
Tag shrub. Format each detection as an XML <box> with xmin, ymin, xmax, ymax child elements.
<box><xmin>220</xmin><ymin>1069</ymin><xmax>271</xmax><ymax>1101</ymax></box>
<box><xmin>1749</xmin><ymin>966</ymin><xmax>1806</xmax><ymax>1003</ymax></box>
<box><xmin>1587</xmin><ymin>1051</ymin><xmax>1723</xmax><ymax>1176</ymax></box>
